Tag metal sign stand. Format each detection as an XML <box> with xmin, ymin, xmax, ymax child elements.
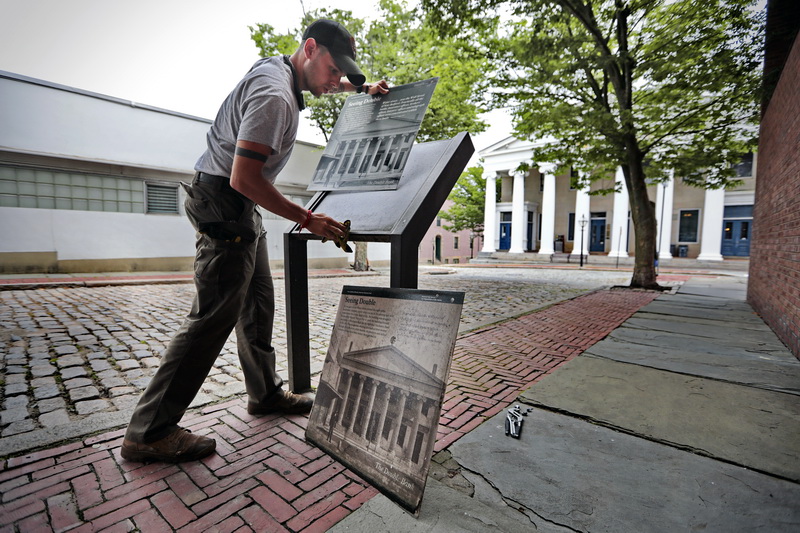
<box><xmin>283</xmin><ymin>132</ymin><xmax>474</xmax><ymax>392</ymax></box>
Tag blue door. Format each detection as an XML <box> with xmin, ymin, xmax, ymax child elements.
<box><xmin>499</xmin><ymin>212</ymin><xmax>511</xmax><ymax>250</ymax></box>
<box><xmin>721</xmin><ymin>220</ymin><xmax>752</xmax><ymax>256</ymax></box>
<box><xmin>590</xmin><ymin>219</ymin><xmax>606</xmax><ymax>252</ymax></box>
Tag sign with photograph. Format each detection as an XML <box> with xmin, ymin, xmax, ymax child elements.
<box><xmin>308</xmin><ymin>78</ymin><xmax>438</xmax><ymax>192</ymax></box>
<box><xmin>306</xmin><ymin>285</ymin><xmax>464</xmax><ymax>515</ymax></box>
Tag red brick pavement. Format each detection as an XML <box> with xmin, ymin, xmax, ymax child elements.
<box><xmin>0</xmin><ymin>288</ymin><xmax>658</xmax><ymax>532</ymax></box>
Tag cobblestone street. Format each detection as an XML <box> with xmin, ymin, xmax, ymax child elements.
<box><xmin>0</xmin><ymin>267</ymin><xmax>631</xmax><ymax>456</ymax></box>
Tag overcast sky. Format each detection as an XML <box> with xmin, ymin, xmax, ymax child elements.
<box><xmin>0</xmin><ymin>0</ymin><xmax>511</xmax><ymax>149</ymax></box>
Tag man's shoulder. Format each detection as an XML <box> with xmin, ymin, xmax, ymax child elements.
<box><xmin>241</xmin><ymin>57</ymin><xmax>292</xmax><ymax>97</ymax></box>
<box><xmin>246</xmin><ymin>56</ymin><xmax>288</xmax><ymax>79</ymax></box>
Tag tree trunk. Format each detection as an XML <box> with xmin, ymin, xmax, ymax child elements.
<box><xmin>353</xmin><ymin>242</ymin><xmax>369</xmax><ymax>272</ymax></box>
<box><xmin>622</xmin><ymin>157</ymin><xmax>661</xmax><ymax>289</ymax></box>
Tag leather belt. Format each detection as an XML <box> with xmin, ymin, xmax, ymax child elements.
<box><xmin>195</xmin><ymin>172</ymin><xmax>232</xmax><ymax>189</ymax></box>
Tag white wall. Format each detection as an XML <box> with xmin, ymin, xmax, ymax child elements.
<box><xmin>0</xmin><ymin>72</ymin><xmax>392</xmax><ymax>270</ymax></box>
<box><xmin>0</xmin><ymin>74</ymin><xmax>209</xmax><ymax>172</ymax></box>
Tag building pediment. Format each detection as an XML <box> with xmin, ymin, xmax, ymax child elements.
<box><xmin>479</xmin><ymin>135</ymin><xmax>556</xmax><ymax>174</ymax></box>
<box><xmin>342</xmin><ymin>345</ymin><xmax>443</xmax><ymax>390</ymax></box>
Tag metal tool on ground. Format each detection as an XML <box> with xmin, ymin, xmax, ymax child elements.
<box><xmin>505</xmin><ymin>405</ymin><xmax>532</xmax><ymax>438</ymax></box>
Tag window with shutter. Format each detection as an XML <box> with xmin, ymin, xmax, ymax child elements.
<box><xmin>146</xmin><ymin>183</ymin><xmax>179</xmax><ymax>214</ymax></box>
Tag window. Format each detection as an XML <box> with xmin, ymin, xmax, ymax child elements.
<box><xmin>568</xmin><ymin>213</ymin><xmax>575</xmax><ymax>241</ymax></box>
<box><xmin>146</xmin><ymin>183</ymin><xmax>179</xmax><ymax>214</ymax></box>
<box><xmin>436</xmin><ymin>217</ymin><xmax>442</xmax><ymax>227</ymax></box>
<box><xmin>0</xmin><ymin>165</ymin><xmax>145</xmax><ymax>213</ymax></box>
<box><xmin>733</xmin><ymin>153</ymin><xmax>754</xmax><ymax>177</ymax></box>
<box><xmin>678</xmin><ymin>209</ymin><xmax>700</xmax><ymax>242</ymax></box>
<box><xmin>570</xmin><ymin>168</ymin><xmax>578</xmax><ymax>190</ymax></box>
<box><xmin>453</xmin><ymin>236</ymin><xmax>459</xmax><ymax>249</ymax></box>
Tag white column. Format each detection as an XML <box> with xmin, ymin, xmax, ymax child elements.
<box><xmin>697</xmin><ymin>187</ymin><xmax>725</xmax><ymax>261</ymax></box>
<box><xmin>608</xmin><ymin>167</ymin><xmax>629</xmax><ymax>258</ymax></box>
<box><xmin>573</xmin><ymin>183</ymin><xmax>591</xmax><ymax>257</ymax></box>
<box><xmin>538</xmin><ymin>167</ymin><xmax>556</xmax><ymax>256</ymax></box>
<box><xmin>481</xmin><ymin>172</ymin><xmax>497</xmax><ymax>253</ymax></box>
<box><xmin>656</xmin><ymin>172</ymin><xmax>675</xmax><ymax>259</ymax></box>
<box><xmin>509</xmin><ymin>171</ymin><xmax>526</xmax><ymax>254</ymax></box>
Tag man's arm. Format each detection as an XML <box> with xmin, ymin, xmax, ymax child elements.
<box><xmin>230</xmin><ymin>139</ymin><xmax>346</xmax><ymax>241</ymax></box>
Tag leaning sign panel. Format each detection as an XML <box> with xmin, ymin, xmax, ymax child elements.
<box><xmin>306</xmin><ymin>285</ymin><xmax>464</xmax><ymax>515</ymax></box>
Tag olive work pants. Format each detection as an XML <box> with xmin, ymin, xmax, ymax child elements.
<box><xmin>125</xmin><ymin>174</ymin><xmax>283</xmax><ymax>444</ymax></box>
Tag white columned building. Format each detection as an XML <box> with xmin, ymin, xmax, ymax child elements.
<box><xmin>477</xmin><ymin>136</ymin><xmax>547</xmax><ymax>256</ymax></box>
<box><xmin>697</xmin><ymin>187</ymin><xmax>725</xmax><ymax>261</ymax></box>
<box><xmin>473</xmin><ymin>135</ymin><xmax>754</xmax><ymax>264</ymax></box>
<box><xmin>481</xmin><ymin>171</ymin><xmax>498</xmax><ymax>253</ymax></box>
<box><xmin>656</xmin><ymin>173</ymin><xmax>675</xmax><ymax>259</ymax></box>
<box><xmin>509</xmin><ymin>171</ymin><xmax>526</xmax><ymax>253</ymax></box>
<box><xmin>608</xmin><ymin>167</ymin><xmax>629</xmax><ymax>258</ymax></box>
<box><xmin>573</xmin><ymin>183</ymin><xmax>591</xmax><ymax>258</ymax></box>
<box><xmin>538</xmin><ymin>165</ymin><xmax>557</xmax><ymax>257</ymax></box>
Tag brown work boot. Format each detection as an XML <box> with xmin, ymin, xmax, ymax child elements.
<box><xmin>121</xmin><ymin>427</ymin><xmax>216</xmax><ymax>463</ymax></box>
<box><xmin>248</xmin><ymin>390</ymin><xmax>314</xmax><ymax>415</ymax></box>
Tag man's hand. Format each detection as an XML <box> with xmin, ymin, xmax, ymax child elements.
<box><xmin>364</xmin><ymin>80</ymin><xmax>390</xmax><ymax>96</ymax></box>
<box><xmin>304</xmin><ymin>212</ymin><xmax>347</xmax><ymax>244</ymax></box>
<box><xmin>321</xmin><ymin>220</ymin><xmax>352</xmax><ymax>252</ymax></box>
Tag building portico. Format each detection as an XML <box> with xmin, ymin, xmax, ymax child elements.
<box><xmin>477</xmin><ymin>136</ymin><xmax>756</xmax><ymax>262</ymax></box>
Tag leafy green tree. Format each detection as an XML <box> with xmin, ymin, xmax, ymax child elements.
<box><xmin>249</xmin><ymin>0</ymin><xmax>491</xmax><ymax>142</ymax></box>
<box><xmin>423</xmin><ymin>0</ymin><xmax>764</xmax><ymax>289</ymax></box>
<box><xmin>250</xmin><ymin>1</ymin><xmax>493</xmax><ymax>270</ymax></box>
<box><xmin>440</xmin><ymin>165</ymin><xmax>486</xmax><ymax>235</ymax></box>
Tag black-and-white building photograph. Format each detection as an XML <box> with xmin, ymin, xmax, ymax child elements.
<box><xmin>309</xmin><ymin>78</ymin><xmax>437</xmax><ymax>191</ymax></box>
<box><xmin>306</xmin><ymin>285</ymin><xmax>463</xmax><ymax>514</ymax></box>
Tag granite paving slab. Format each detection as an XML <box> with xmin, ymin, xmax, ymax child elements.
<box><xmin>328</xmin><ymin>476</ymin><xmax>569</xmax><ymax>533</ymax></box>
<box><xmin>622</xmin><ymin>315</ymin><xmax>782</xmax><ymax>344</ymax></box>
<box><xmin>450</xmin><ymin>406</ymin><xmax>800</xmax><ymax>532</ymax></box>
<box><xmin>606</xmin><ymin>325</ymin><xmax>790</xmax><ymax>359</ymax></box>
<box><xmin>519</xmin><ymin>355</ymin><xmax>800</xmax><ymax>481</ymax></box>
<box><xmin>586</xmin><ymin>337</ymin><xmax>800</xmax><ymax>395</ymax></box>
<box><xmin>637</xmin><ymin>299</ymin><xmax>767</xmax><ymax>324</ymax></box>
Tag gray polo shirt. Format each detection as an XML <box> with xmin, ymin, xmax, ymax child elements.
<box><xmin>195</xmin><ymin>56</ymin><xmax>300</xmax><ymax>184</ymax></box>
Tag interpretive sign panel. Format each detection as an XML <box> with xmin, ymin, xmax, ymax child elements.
<box><xmin>308</xmin><ymin>78</ymin><xmax>438</xmax><ymax>192</ymax></box>
<box><xmin>306</xmin><ymin>285</ymin><xmax>464</xmax><ymax>515</ymax></box>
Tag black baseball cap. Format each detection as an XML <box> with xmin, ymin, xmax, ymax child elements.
<box><xmin>302</xmin><ymin>19</ymin><xmax>366</xmax><ymax>87</ymax></box>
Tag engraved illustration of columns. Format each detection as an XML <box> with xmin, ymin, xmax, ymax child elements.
<box><xmin>355</xmin><ymin>138</ymin><xmax>371</xmax><ymax>175</ymax></box>
<box><xmin>328</xmin><ymin>142</ymin><xmax>348</xmax><ymax>181</ymax></box>
<box><xmin>405</xmin><ymin>395</ymin><xmax>423</xmax><ymax>462</ymax></box>
<box><xmin>389</xmin><ymin>390</ymin><xmax>409</xmax><ymax>454</ymax></box>
<box><xmin>573</xmin><ymin>179</ymin><xmax>591</xmax><ymax>256</ymax></box>
<box><xmin>509</xmin><ymin>170</ymin><xmax>526</xmax><ymax>253</ymax></box>
<box><xmin>697</xmin><ymin>186</ymin><xmax>725</xmax><ymax>261</ymax></box>
<box><xmin>337</xmin><ymin>370</ymin><xmax>354</xmax><ymax>428</ymax></box>
<box><xmin>609</xmin><ymin>167</ymin><xmax>630</xmax><ymax>258</ymax></box>
<box><xmin>380</xmin><ymin>135</ymin><xmax>398</xmax><ymax>171</ymax></box>
<box><xmin>370</xmin><ymin>137</ymin><xmax>387</xmax><ymax>172</ymax></box>
<box><xmin>351</xmin><ymin>374</ymin><xmax>365</xmax><ymax>434</ymax></box>
<box><xmin>421</xmin><ymin>400</ymin><xmax>437</xmax><ymax>464</ymax></box>
<box><xmin>538</xmin><ymin>165</ymin><xmax>556</xmax><ymax>256</ymax></box>
<box><xmin>376</xmin><ymin>384</ymin><xmax>392</xmax><ymax>449</ymax></box>
<box><xmin>656</xmin><ymin>171</ymin><xmax>675</xmax><ymax>259</ymax></box>
<box><xmin>482</xmin><ymin>171</ymin><xmax>498</xmax><ymax>253</ymax></box>
<box><xmin>362</xmin><ymin>378</ymin><xmax>379</xmax><ymax>440</ymax></box>
<box><xmin>342</xmin><ymin>140</ymin><xmax>357</xmax><ymax>174</ymax></box>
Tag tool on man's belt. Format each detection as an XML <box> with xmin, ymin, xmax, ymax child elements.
<box><xmin>197</xmin><ymin>221</ymin><xmax>257</xmax><ymax>244</ymax></box>
<box><xmin>321</xmin><ymin>219</ymin><xmax>352</xmax><ymax>253</ymax></box>
<box><xmin>504</xmin><ymin>404</ymin><xmax>531</xmax><ymax>438</ymax></box>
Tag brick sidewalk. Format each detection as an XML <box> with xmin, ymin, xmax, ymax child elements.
<box><xmin>0</xmin><ymin>288</ymin><xmax>658</xmax><ymax>532</ymax></box>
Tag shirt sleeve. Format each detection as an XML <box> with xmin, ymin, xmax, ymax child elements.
<box><xmin>236</xmin><ymin>78</ymin><xmax>291</xmax><ymax>155</ymax></box>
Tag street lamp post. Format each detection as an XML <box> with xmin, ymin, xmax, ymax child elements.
<box><xmin>579</xmin><ymin>215</ymin><xmax>588</xmax><ymax>268</ymax></box>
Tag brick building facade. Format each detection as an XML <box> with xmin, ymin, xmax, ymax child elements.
<box><xmin>748</xmin><ymin>0</ymin><xmax>800</xmax><ymax>359</ymax></box>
